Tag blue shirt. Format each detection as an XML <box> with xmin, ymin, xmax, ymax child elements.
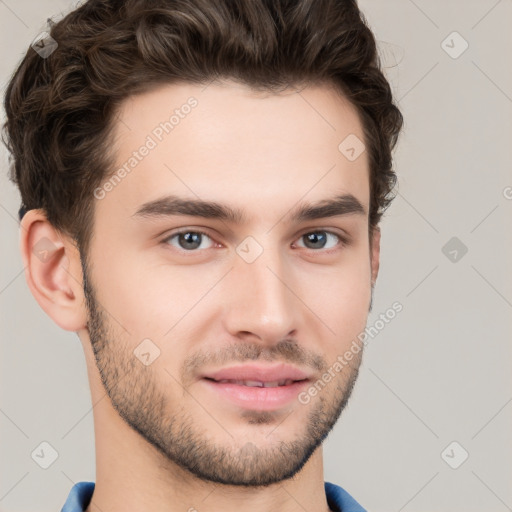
<box><xmin>61</xmin><ymin>481</ymin><xmax>366</xmax><ymax>511</ymax></box>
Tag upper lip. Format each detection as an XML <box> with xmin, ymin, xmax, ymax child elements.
<box><xmin>201</xmin><ymin>363</ymin><xmax>312</xmax><ymax>383</ymax></box>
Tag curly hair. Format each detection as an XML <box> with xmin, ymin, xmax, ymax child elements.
<box><xmin>3</xmin><ymin>0</ymin><xmax>403</xmax><ymax>258</ymax></box>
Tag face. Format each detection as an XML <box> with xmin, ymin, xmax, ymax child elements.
<box><xmin>81</xmin><ymin>80</ymin><xmax>378</xmax><ymax>486</ymax></box>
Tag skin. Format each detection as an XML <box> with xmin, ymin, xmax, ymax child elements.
<box><xmin>20</xmin><ymin>79</ymin><xmax>380</xmax><ymax>512</ymax></box>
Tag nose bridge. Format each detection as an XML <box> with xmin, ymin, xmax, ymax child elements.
<box><xmin>224</xmin><ymin>239</ymin><xmax>297</xmax><ymax>341</ymax></box>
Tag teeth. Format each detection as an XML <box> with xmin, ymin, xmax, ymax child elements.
<box><xmin>244</xmin><ymin>380</ymin><xmax>265</xmax><ymax>387</ymax></box>
<box><xmin>215</xmin><ymin>379</ymin><xmax>294</xmax><ymax>387</ymax></box>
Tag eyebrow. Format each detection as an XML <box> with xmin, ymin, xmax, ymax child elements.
<box><xmin>132</xmin><ymin>193</ymin><xmax>366</xmax><ymax>224</ymax></box>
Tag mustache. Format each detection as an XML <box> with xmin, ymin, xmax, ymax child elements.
<box><xmin>180</xmin><ymin>339</ymin><xmax>327</xmax><ymax>381</ymax></box>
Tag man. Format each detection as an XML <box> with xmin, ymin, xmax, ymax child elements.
<box><xmin>3</xmin><ymin>0</ymin><xmax>403</xmax><ymax>510</ymax></box>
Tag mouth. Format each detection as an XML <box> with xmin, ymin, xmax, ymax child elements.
<box><xmin>203</xmin><ymin>378</ymin><xmax>302</xmax><ymax>387</ymax></box>
<box><xmin>199</xmin><ymin>364</ymin><xmax>312</xmax><ymax>410</ymax></box>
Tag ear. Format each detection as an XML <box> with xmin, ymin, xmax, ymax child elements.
<box><xmin>370</xmin><ymin>226</ymin><xmax>381</xmax><ymax>286</ymax></box>
<box><xmin>19</xmin><ymin>209</ymin><xmax>88</xmax><ymax>331</ymax></box>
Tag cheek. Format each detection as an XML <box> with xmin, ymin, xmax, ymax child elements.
<box><xmin>91</xmin><ymin>258</ymin><xmax>221</xmax><ymax>377</ymax></box>
<box><xmin>89</xmin><ymin>249</ymin><xmax>172</xmax><ymax>342</ymax></box>
<box><xmin>300</xmin><ymin>251</ymin><xmax>372</xmax><ymax>343</ymax></box>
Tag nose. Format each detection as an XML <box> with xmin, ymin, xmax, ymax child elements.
<box><xmin>222</xmin><ymin>243</ymin><xmax>299</xmax><ymax>346</ymax></box>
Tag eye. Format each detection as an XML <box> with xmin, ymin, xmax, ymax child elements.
<box><xmin>294</xmin><ymin>230</ymin><xmax>345</xmax><ymax>251</ymax></box>
<box><xmin>162</xmin><ymin>230</ymin><xmax>216</xmax><ymax>251</ymax></box>
<box><xmin>161</xmin><ymin>228</ymin><xmax>347</xmax><ymax>254</ymax></box>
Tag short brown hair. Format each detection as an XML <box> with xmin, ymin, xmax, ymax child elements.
<box><xmin>3</xmin><ymin>0</ymin><xmax>403</xmax><ymax>258</ymax></box>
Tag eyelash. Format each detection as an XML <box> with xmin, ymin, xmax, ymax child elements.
<box><xmin>161</xmin><ymin>228</ymin><xmax>349</xmax><ymax>254</ymax></box>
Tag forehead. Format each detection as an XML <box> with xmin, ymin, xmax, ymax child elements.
<box><xmin>98</xmin><ymin>80</ymin><xmax>369</xmax><ymax>225</ymax></box>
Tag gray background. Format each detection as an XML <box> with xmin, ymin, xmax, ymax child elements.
<box><xmin>1</xmin><ymin>1</ymin><xmax>511</xmax><ymax>511</ymax></box>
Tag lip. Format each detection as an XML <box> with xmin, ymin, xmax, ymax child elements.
<box><xmin>199</xmin><ymin>363</ymin><xmax>312</xmax><ymax>411</ymax></box>
<box><xmin>201</xmin><ymin>378</ymin><xmax>310</xmax><ymax>411</ymax></box>
<box><xmin>201</xmin><ymin>363</ymin><xmax>312</xmax><ymax>383</ymax></box>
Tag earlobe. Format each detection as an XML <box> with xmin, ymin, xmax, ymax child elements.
<box><xmin>20</xmin><ymin>209</ymin><xmax>88</xmax><ymax>332</ymax></box>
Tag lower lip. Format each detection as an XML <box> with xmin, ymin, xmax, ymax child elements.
<box><xmin>201</xmin><ymin>379</ymin><xmax>310</xmax><ymax>411</ymax></box>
